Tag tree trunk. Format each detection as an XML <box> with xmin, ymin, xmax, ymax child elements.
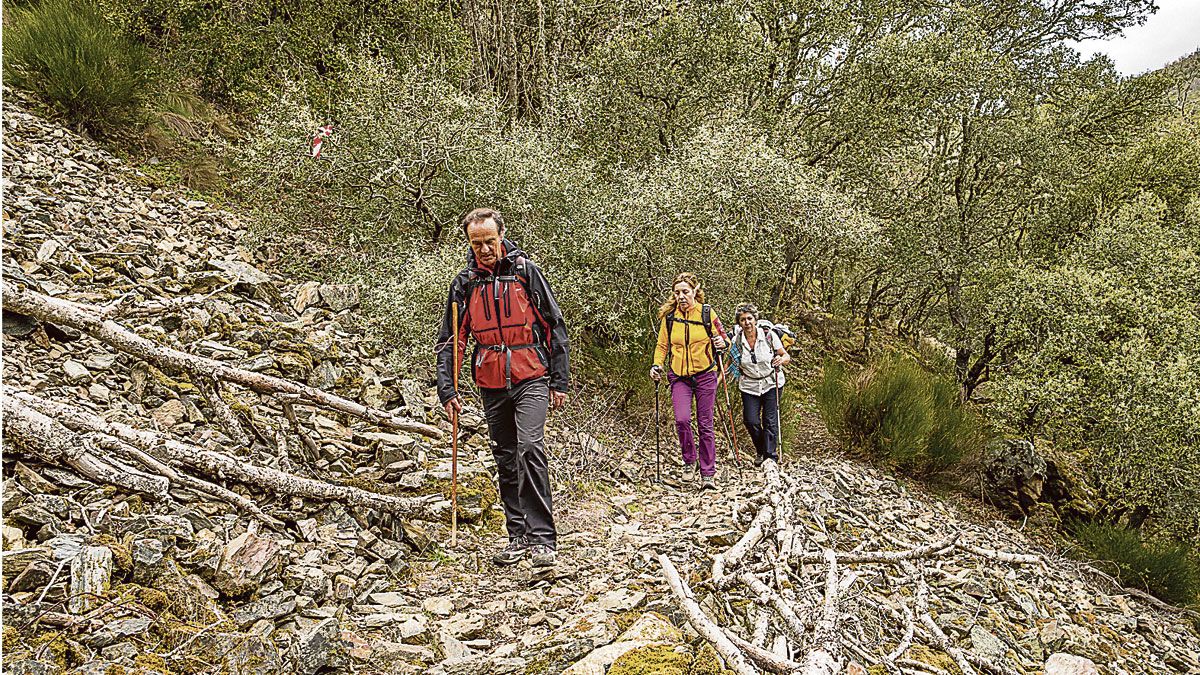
<box><xmin>3</xmin><ymin>394</ymin><xmax>170</xmax><ymax>497</ymax></box>
<box><xmin>10</xmin><ymin>388</ymin><xmax>448</xmax><ymax>522</ymax></box>
<box><xmin>2</xmin><ymin>282</ymin><xmax>443</xmax><ymax>440</ymax></box>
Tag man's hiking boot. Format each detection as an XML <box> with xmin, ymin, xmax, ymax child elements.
<box><xmin>701</xmin><ymin>475</ymin><xmax>717</xmax><ymax>491</ymax></box>
<box><xmin>754</xmin><ymin>455</ymin><xmax>766</xmax><ymax>468</ymax></box>
<box><xmin>492</xmin><ymin>537</ymin><xmax>529</xmax><ymax>566</ymax></box>
<box><xmin>682</xmin><ymin>463</ymin><xmax>698</xmax><ymax>483</ymax></box>
<box><xmin>530</xmin><ymin>544</ymin><xmax>556</xmax><ymax>568</ymax></box>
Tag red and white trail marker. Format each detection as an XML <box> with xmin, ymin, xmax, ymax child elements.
<box><xmin>310</xmin><ymin>124</ymin><xmax>333</xmax><ymax>158</ymax></box>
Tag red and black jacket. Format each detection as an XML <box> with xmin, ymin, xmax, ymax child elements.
<box><xmin>436</xmin><ymin>240</ymin><xmax>570</xmax><ymax>403</ymax></box>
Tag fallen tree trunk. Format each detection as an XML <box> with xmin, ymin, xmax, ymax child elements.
<box><xmin>91</xmin><ymin>434</ymin><xmax>279</xmax><ymax>525</ymax></box>
<box><xmin>658</xmin><ymin>552</ymin><xmax>760</xmax><ymax>675</ymax></box>
<box><xmin>3</xmin><ymin>395</ymin><xmax>170</xmax><ymax>497</ymax></box>
<box><xmin>9</xmin><ymin>388</ymin><xmax>448</xmax><ymax>522</ymax></box>
<box><xmin>2</xmin><ymin>282</ymin><xmax>443</xmax><ymax>440</ymax></box>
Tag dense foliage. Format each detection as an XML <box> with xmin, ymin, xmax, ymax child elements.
<box><xmin>5</xmin><ymin>0</ymin><xmax>1197</xmax><ymax>551</ymax></box>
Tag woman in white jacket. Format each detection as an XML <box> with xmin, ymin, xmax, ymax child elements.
<box><xmin>729</xmin><ymin>303</ymin><xmax>791</xmax><ymax>466</ymax></box>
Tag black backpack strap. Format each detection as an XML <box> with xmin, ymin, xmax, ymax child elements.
<box><xmin>512</xmin><ymin>256</ymin><xmax>529</xmax><ymax>285</ymax></box>
<box><xmin>701</xmin><ymin>304</ymin><xmax>713</xmax><ymax>338</ymax></box>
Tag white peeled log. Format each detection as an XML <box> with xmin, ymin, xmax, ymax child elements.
<box><xmin>737</xmin><ymin>571</ymin><xmax>810</xmax><ymax>643</ymax></box>
<box><xmin>713</xmin><ymin>505</ymin><xmax>772</xmax><ymax>588</ymax></box>
<box><xmin>799</xmin><ymin>549</ymin><xmax>844</xmax><ymax>675</ymax></box>
<box><xmin>12</xmin><ymin>388</ymin><xmax>447</xmax><ymax>522</ymax></box>
<box><xmin>90</xmin><ymin>433</ymin><xmax>279</xmax><ymax>524</ymax></box>
<box><xmin>791</xmin><ymin>534</ymin><xmax>960</xmax><ymax>566</ymax></box>
<box><xmin>2</xmin><ymin>282</ymin><xmax>443</xmax><ymax>440</ymax></box>
<box><xmin>657</xmin><ymin>553</ymin><xmax>760</xmax><ymax>675</ymax></box>
<box><xmin>69</xmin><ymin>545</ymin><xmax>113</xmax><ymax>615</ymax></box>
<box><xmin>3</xmin><ymin>394</ymin><xmax>169</xmax><ymax>497</ymax></box>
<box><xmin>725</xmin><ymin>628</ymin><xmax>805</xmax><ymax>674</ymax></box>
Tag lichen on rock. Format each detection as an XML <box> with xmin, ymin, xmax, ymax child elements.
<box><xmin>607</xmin><ymin>644</ymin><xmax>691</xmax><ymax>675</ymax></box>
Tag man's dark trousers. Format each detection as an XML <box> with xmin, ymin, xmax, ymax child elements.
<box><xmin>482</xmin><ymin>376</ymin><xmax>555</xmax><ymax>548</ymax></box>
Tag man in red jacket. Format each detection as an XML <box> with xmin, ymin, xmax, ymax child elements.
<box><xmin>436</xmin><ymin>208</ymin><xmax>570</xmax><ymax>568</ymax></box>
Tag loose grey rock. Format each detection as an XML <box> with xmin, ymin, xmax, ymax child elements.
<box><xmin>291</xmin><ymin>617</ymin><xmax>340</xmax><ymax>675</ymax></box>
<box><xmin>213</xmin><ymin>530</ymin><xmax>283</xmax><ymax>597</ymax></box>
<box><xmin>1044</xmin><ymin>653</ymin><xmax>1099</xmax><ymax>675</ymax></box>
<box><xmin>83</xmin><ymin>616</ymin><xmax>152</xmax><ymax>647</ymax></box>
<box><xmin>101</xmin><ymin>642</ymin><xmax>140</xmax><ymax>661</ymax></box>
<box><xmin>318</xmin><ymin>283</ymin><xmax>359</xmax><ymax>312</ymax></box>
<box><xmin>424</xmin><ymin>596</ymin><xmax>454</xmax><ymax>616</ymax></box>
<box><xmin>3</xmin><ymin>309</ymin><xmax>39</xmax><ymax>337</ymax></box>
<box><xmin>232</xmin><ymin>591</ymin><xmax>299</xmax><ymax>627</ymax></box>
<box><xmin>970</xmin><ymin>625</ymin><xmax>1007</xmax><ymax>662</ymax></box>
<box><xmin>62</xmin><ymin>360</ymin><xmax>90</xmax><ymax>383</ymax></box>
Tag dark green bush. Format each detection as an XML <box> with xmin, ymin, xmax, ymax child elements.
<box><xmin>110</xmin><ymin>0</ymin><xmax>468</xmax><ymax>110</ymax></box>
<box><xmin>3</xmin><ymin>0</ymin><xmax>149</xmax><ymax>135</ymax></box>
<box><xmin>816</xmin><ymin>352</ymin><xmax>988</xmax><ymax>475</ymax></box>
<box><xmin>1072</xmin><ymin>522</ymin><xmax>1200</xmax><ymax>606</ymax></box>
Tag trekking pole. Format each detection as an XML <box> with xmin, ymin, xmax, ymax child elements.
<box><xmin>654</xmin><ymin>379</ymin><xmax>662</xmax><ymax>483</ymax></box>
<box><xmin>715</xmin><ymin>353</ymin><xmax>743</xmax><ymax>469</ymax></box>
<box><xmin>451</xmin><ymin>301</ymin><xmax>460</xmax><ymax>547</ymax></box>
<box><xmin>774</xmin><ymin>366</ymin><xmax>783</xmax><ymax>465</ymax></box>
<box><xmin>714</xmin><ymin>393</ymin><xmax>738</xmax><ymax>473</ymax></box>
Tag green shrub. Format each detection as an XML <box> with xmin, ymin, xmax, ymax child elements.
<box><xmin>3</xmin><ymin>0</ymin><xmax>149</xmax><ymax>135</ymax></box>
<box><xmin>1072</xmin><ymin>522</ymin><xmax>1200</xmax><ymax>606</ymax></box>
<box><xmin>816</xmin><ymin>352</ymin><xmax>988</xmax><ymax>474</ymax></box>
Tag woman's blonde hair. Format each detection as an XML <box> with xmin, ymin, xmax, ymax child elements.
<box><xmin>657</xmin><ymin>272</ymin><xmax>706</xmax><ymax>320</ymax></box>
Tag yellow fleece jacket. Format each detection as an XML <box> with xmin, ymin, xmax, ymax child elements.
<box><xmin>653</xmin><ymin>304</ymin><xmax>727</xmax><ymax>376</ymax></box>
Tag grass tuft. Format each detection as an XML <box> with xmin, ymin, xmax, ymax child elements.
<box><xmin>815</xmin><ymin>351</ymin><xmax>989</xmax><ymax>475</ymax></box>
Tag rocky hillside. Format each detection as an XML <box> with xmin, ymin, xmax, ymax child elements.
<box><xmin>3</xmin><ymin>100</ymin><xmax>1199</xmax><ymax>675</ymax></box>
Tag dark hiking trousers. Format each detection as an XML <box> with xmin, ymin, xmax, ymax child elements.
<box><xmin>741</xmin><ymin>386</ymin><xmax>780</xmax><ymax>461</ymax></box>
<box><xmin>481</xmin><ymin>376</ymin><xmax>556</xmax><ymax>548</ymax></box>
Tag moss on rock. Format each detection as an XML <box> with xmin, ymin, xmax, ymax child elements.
<box><xmin>133</xmin><ymin>652</ymin><xmax>171</xmax><ymax>673</ymax></box>
<box><xmin>614</xmin><ymin>610</ymin><xmax>640</xmax><ymax>634</ymax></box>
<box><xmin>2</xmin><ymin>625</ymin><xmax>22</xmax><ymax>654</ymax></box>
<box><xmin>688</xmin><ymin>642</ymin><xmax>726</xmax><ymax>675</ymax></box>
<box><xmin>423</xmin><ymin>473</ymin><xmax>499</xmax><ymax>524</ymax></box>
<box><xmin>608</xmin><ymin>644</ymin><xmax>691</xmax><ymax>675</ymax></box>
<box><xmin>148</xmin><ymin>365</ymin><xmax>197</xmax><ymax>393</ymax></box>
<box><xmin>113</xmin><ymin>583</ymin><xmax>170</xmax><ymax>612</ymax></box>
<box><xmin>907</xmin><ymin>645</ymin><xmax>962</xmax><ymax>674</ymax></box>
<box><xmin>30</xmin><ymin>631</ymin><xmax>86</xmax><ymax>670</ymax></box>
<box><xmin>90</xmin><ymin>534</ymin><xmax>133</xmax><ymax>577</ymax></box>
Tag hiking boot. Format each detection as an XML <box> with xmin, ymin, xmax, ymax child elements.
<box><xmin>492</xmin><ymin>537</ymin><xmax>529</xmax><ymax>566</ymax></box>
<box><xmin>681</xmin><ymin>463</ymin><xmax>698</xmax><ymax>483</ymax></box>
<box><xmin>754</xmin><ymin>455</ymin><xmax>766</xmax><ymax>468</ymax></box>
<box><xmin>701</xmin><ymin>475</ymin><xmax>717</xmax><ymax>491</ymax></box>
<box><xmin>530</xmin><ymin>544</ymin><xmax>556</xmax><ymax>568</ymax></box>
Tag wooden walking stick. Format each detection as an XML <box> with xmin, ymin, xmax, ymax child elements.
<box><xmin>714</xmin><ymin>392</ymin><xmax>740</xmax><ymax>477</ymax></box>
<box><xmin>451</xmin><ymin>301</ymin><xmax>460</xmax><ymax>546</ymax></box>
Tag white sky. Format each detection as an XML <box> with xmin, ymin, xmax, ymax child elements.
<box><xmin>1072</xmin><ymin>0</ymin><xmax>1200</xmax><ymax>76</ymax></box>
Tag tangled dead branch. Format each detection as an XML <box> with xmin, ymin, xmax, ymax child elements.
<box><xmin>657</xmin><ymin>461</ymin><xmax>1043</xmax><ymax>674</ymax></box>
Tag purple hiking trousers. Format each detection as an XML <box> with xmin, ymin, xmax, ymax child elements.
<box><xmin>669</xmin><ymin>370</ymin><xmax>719</xmax><ymax>477</ymax></box>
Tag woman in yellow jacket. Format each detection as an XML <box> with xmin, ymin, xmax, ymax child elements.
<box><xmin>649</xmin><ymin>272</ymin><xmax>729</xmax><ymax>489</ymax></box>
